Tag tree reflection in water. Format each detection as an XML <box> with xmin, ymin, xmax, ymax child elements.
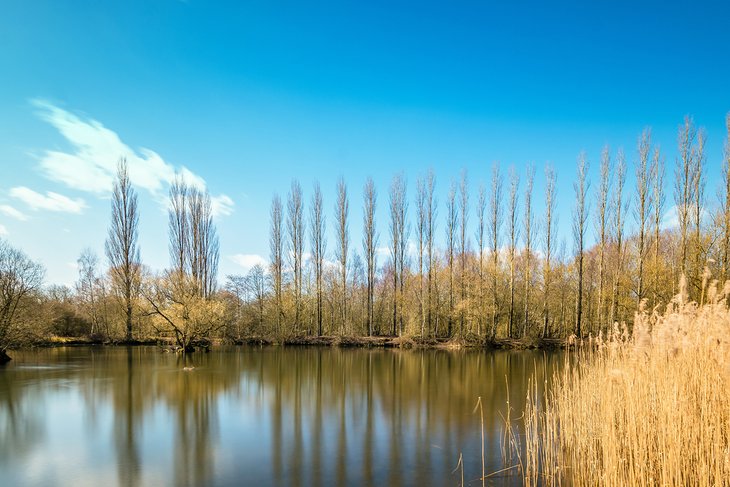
<box><xmin>0</xmin><ymin>346</ymin><xmax>562</xmax><ymax>487</ymax></box>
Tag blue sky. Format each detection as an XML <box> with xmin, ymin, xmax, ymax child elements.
<box><xmin>1</xmin><ymin>0</ymin><xmax>729</xmax><ymax>285</ymax></box>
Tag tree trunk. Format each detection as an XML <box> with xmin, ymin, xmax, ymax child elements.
<box><xmin>126</xmin><ymin>294</ymin><xmax>133</xmax><ymax>342</ymax></box>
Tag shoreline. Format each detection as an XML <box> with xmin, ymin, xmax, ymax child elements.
<box><xmin>15</xmin><ymin>335</ymin><xmax>569</xmax><ymax>352</ymax></box>
<box><xmin>234</xmin><ymin>334</ymin><xmax>568</xmax><ymax>350</ymax></box>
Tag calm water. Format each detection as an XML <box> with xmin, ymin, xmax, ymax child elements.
<box><xmin>0</xmin><ymin>346</ymin><xmax>562</xmax><ymax>487</ymax></box>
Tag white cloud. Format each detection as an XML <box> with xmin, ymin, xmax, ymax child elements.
<box><xmin>375</xmin><ymin>246</ymin><xmax>390</xmax><ymax>257</ymax></box>
<box><xmin>211</xmin><ymin>194</ymin><xmax>235</xmax><ymax>217</ymax></box>
<box><xmin>662</xmin><ymin>205</ymin><xmax>679</xmax><ymax>229</ymax></box>
<box><xmin>660</xmin><ymin>204</ymin><xmax>712</xmax><ymax>231</ymax></box>
<box><xmin>10</xmin><ymin>186</ymin><xmax>87</xmax><ymax>214</ymax></box>
<box><xmin>302</xmin><ymin>251</ymin><xmax>339</xmax><ymax>271</ymax></box>
<box><xmin>33</xmin><ymin>99</ymin><xmax>171</xmax><ymax>194</ymax></box>
<box><xmin>0</xmin><ymin>204</ymin><xmax>28</xmax><ymax>221</ymax></box>
<box><xmin>179</xmin><ymin>166</ymin><xmax>207</xmax><ymax>191</ymax></box>
<box><xmin>31</xmin><ymin>99</ymin><xmax>234</xmax><ymax>215</ymax></box>
<box><xmin>230</xmin><ymin>254</ymin><xmax>268</xmax><ymax>274</ymax></box>
<box><xmin>406</xmin><ymin>239</ymin><xmax>419</xmax><ymax>258</ymax></box>
<box><xmin>0</xmin><ymin>224</ymin><xmax>7</xmax><ymax>236</ymax></box>
<box><xmin>323</xmin><ymin>257</ymin><xmax>340</xmax><ymax>271</ymax></box>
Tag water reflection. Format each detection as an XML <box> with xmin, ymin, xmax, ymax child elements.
<box><xmin>0</xmin><ymin>347</ymin><xmax>562</xmax><ymax>486</ymax></box>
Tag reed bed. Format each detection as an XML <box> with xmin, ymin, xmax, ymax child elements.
<box><xmin>511</xmin><ymin>278</ymin><xmax>730</xmax><ymax>486</ymax></box>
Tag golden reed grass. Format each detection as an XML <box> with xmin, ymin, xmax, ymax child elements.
<box><xmin>509</xmin><ymin>276</ymin><xmax>730</xmax><ymax>486</ymax></box>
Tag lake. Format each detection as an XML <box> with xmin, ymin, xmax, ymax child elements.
<box><xmin>0</xmin><ymin>346</ymin><xmax>562</xmax><ymax>486</ymax></box>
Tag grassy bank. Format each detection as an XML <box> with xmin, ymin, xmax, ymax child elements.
<box><xmin>506</xmin><ymin>280</ymin><xmax>730</xmax><ymax>486</ymax></box>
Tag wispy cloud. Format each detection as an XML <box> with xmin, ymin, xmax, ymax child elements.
<box><xmin>0</xmin><ymin>204</ymin><xmax>29</xmax><ymax>221</ymax></box>
<box><xmin>211</xmin><ymin>194</ymin><xmax>235</xmax><ymax>217</ymax></box>
<box><xmin>0</xmin><ymin>224</ymin><xmax>7</xmax><ymax>236</ymax></box>
<box><xmin>10</xmin><ymin>186</ymin><xmax>87</xmax><ymax>214</ymax></box>
<box><xmin>31</xmin><ymin>99</ymin><xmax>234</xmax><ymax>214</ymax></box>
<box><xmin>230</xmin><ymin>254</ymin><xmax>268</xmax><ymax>274</ymax></box>
<box><xmin>660</xmin><ymin>204</ymin><xmax>712</xmax><ymax>231</ymax></box>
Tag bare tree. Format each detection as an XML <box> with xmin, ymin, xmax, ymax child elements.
<box><xmin>350</xmin><ymin>253</ymin><xmax>366</xmax><ymax>333</ymax></box>
<box><xmin>507</xmin><ymin>168</ymin><xmax>519</xmax><ymax>338</ymax></box>
<box><xmin>76</xmin><ymin>248</ymin><xmax>102</xmax><ymax>336</ymax></box>
<box><xmin>594</xmin><ymin>147</ymin><xmax>611</xmax><ymax>332</ymax></box>
<box><xmin>542</xmin><ymin>165</ymin><xmax>556</xmax><ymax>338</ymax></box>
<box><xmin>396</xmin><ymin>178</ymin><xmax>409</xmax><ymax>336</ymax></box>
<box><xmin>573</xmin><ymin>153</ymin><xmax>589</xmax><ymax>337</ymax></box>
<box><xmin>610</xmin><ymin>150</ymin><xmax>628</xmax><ymax>326</ymax></box>
<box><xmin>651</xmin><ymin>147</ymin><xmax>665</xmax><ymax>305</ymax></box>
<box><xmin>416</xmin><ymin>176</ymin><xmax>427</xmax><ymax>336</ymax></box>
<box><xmin>310</xmin><ymin>182</ymin><xmax>326</xmax><ymax>335</ymax></box>
<box><xmin>0</xmin><ymin>239</ymin><xmax>44</xmax><ymax>362</ymax></box>
<box><xmin>488</xmin><ymin>163</ymin><xmax>503</xmax><ymax>339</ymax></box>
<box><xmin>425</xmin><ymin>170</ymin><xmax>437</xmax><ymax>336</ymax></box>
<box><xmin>675</xmin><ymin>116</ymin><xmax>697</xmax><ymax>281</ymax></box>
<box><xmin>335</xmin><ymin>177</ymin><xmax>349</xmax><ymax>334</ymax></box>
<box><xmin>722</xmin><ymin>114</ymin><xmax>730</xmax><ymax>282</ymax></box>
<box><xmin>635</xmin><ymin>130</ymin><xmax>653</xmax><ymax>307</ymax></box>
<box><xmin>186</xmin><ymin>188</ymin><xmax>220</xmax><ymax>299</ymax></box>
<box><xmin>225</xmin><ymin>274</ymin><xmax>247</xmax><ymax>339</ymax></box>
<box><xmin>458</xmin><ymin>169</ymin><xmax>469</xmax><ymax>336</ymax></box>
<box><xmin>169</xmin><ymin>175</ymin><xmax>189</xmax><ymax>278</ymax></box>
<box><xmin>105</xmin><ymin>158</ymin><xmax>140</xmax><ymax>341</ymax></box>
<box><xmin>270</xmin><ymin>195</ymin><xmax>284</xmax><ymax>333</ymax></box>
<box><xmin>202</xmin><ymin>194</ymin><xmax>220</xmax><ymax>299</ymax></box>
<box><xmin>557</xmin><ymin>238</ymin><xmax>569</xmax><ymax>335</ymax></box>
<box><xmin>247</xmin><ymin>264</ymin><xmax>266</xmax><ymax>328</ymax></box>
<box><xmin>522</xmin><ymin>164</ymin><xmax>535</xmax><ymax>337</ymax></box>
<box><xmin>389</xmin><ymin>174</ymin><xmax>408</xmax><ymax>336</ymax></box>
<box><xmin>476</xmin><ymin>183</ymin><xmax>486</xmax><ymax>337</ymax></box>
<box><xmin>692</xmin><ymin>128</ymin><xmax>706</xmax><ymax>294</ymax></box>
<box><xmin>362</xmin><ymin>178</ymin><xmax>377</xmax><ymax>336</ymax></box>
<box><xmin>168</xmin><ymin>177</ymin><xmax>219</xmax><ymax>299</ymax></box>
<box><xmin>287</xmin><ymin>180</ymin><xmax>304</xmax><ymax>330</ymax></box>
<box><xmin>142</xmin><ymin>271</ymin><xmax>225</xmax><ymax>353</ymax></box>
<box><xmin>248</xmin><ymin>264</ymin><xmax>266</xmax><ymax>330</ymax></box>
<box><xmin>445</xmin><ymin>180</ymin><xmax>457</xmax><ymax>336</ymax></box>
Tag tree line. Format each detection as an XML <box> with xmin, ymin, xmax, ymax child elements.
<box><xmin>258</xmin><ymin>116</ymin><xmax>730</xmax><ymax>342</ymax></box>
<box><xmin>0</xmin><ymin>114</ymin><xmax>728</xmax><ymax>356</ymax></box>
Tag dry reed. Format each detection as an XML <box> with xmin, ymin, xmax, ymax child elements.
<box><xmin>509</xmin><ymin>277</ymin><xmax>730</xmax><ymax>486</ymax></box>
